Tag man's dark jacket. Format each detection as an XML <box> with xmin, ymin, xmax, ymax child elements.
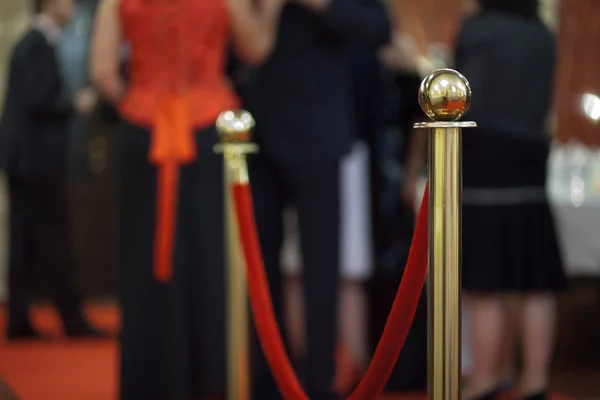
<box><xmin>0</xmin><ymin>29</ymin><xmax>72</xmax><ymax>178</ymax></box>
<box><xmin>245</xmin><ymin>0</ymin><xmax>391</xmax><ymax>166</ymax></box>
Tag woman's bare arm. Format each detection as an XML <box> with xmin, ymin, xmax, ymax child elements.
<box><xmin>392</xmin><ymin>0</ymin><xmax>430</xmax><ymax>55</ymax></box>
<box><xmin>90</xmin><ymin>0</ymin><xmax>125</xmax><ymax>105</ymax></box>
<box><xmin>227</xmin><ymin>0</ymin><xmax>285</xmax><ymax>66</ymax></box>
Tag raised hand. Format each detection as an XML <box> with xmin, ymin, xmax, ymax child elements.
<box><xmin>74</xmin><ymin>88</ymin><xmax>98</xmax><ymax>116</ymax></box>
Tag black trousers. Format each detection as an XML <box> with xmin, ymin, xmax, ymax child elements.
<box><xmin>249</xmin><ymin>153</ymin><xmax>340</xmax><ymax>400</ymax></box>
<box><xmin>6</xmin><ymin>173</ymin><xmax>84</xmax><ymax>333</ymax></box>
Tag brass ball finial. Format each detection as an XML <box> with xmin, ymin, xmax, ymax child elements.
<box><xmin>418</xmin><ymin>69</ymin><xmax>472</xmax><ymax>122</ymax></box>
<box><xmin>216</xmin><ymin>109</ymin><xmax>255</xmax><ymax>143</ymax></box>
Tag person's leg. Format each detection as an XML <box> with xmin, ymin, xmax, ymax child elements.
<box><xmin>6</xmin><ymin>175</ymin><xmax>35</xmax><ymax>337</ymax></box>
<box><xmin>462</xmin><ymin>293</ymin><xmax>505</xmax><ymax>399</ymax></box>
<box><xmin>516</xmin><ymin>293</ymin><xmax>556</xmax><ymax>398</ymax></box>
<box><xmin>32</xmin><ymin>178</ymin><xmax>97</xmax><ymax>335</ymax></box>
<box><xmin>337</xmin><ymin>140</ymin><xmax>372</xmax><ymax>389</ymax></box>
<box><xmin>498</xmin><ymin>295</ymin><xmax>520</xmax><ymax>388</ymax></box>
<box><xmin>249</xmin><ymin>153</ymin><xmax>287</xmax><ymax>399</ymax></box>
<box><xmin>284</xmin><ymin>272</ymin><xmax>306</xmax><ymax>360</ymax></box>
<box><xmin>339</xmin><ymin>279</ymin><xmax>369</xmax><ymax>368</ymax></box>
<box><xmin>281</xmin><ymin>208</ymin><xmax>306</xmax><ymax>361</ymax></box>
<box><xmin>462</xmin><ymin>299</ymin><xmax>473</xmax><ymax>378</ymax></box>
<box><xmin>335</xmin><ymin>278</ymin><xmax>368</xmax><ymax>393</ymax></box>
<box><xmin>295</xmin><ymin>162</ymin><xmax>340</xmax><ymax>400</ymax></box>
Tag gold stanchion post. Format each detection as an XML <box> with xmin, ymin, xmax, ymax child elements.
<box><xmin>414</xmin><ymin>69</ymin><xmax>476</xmax><ymax>400</ymax></box>
<box><xmin>215</xmin><ymin>110</ymin><xmax>259</xmax><ymax>400</ymax></box>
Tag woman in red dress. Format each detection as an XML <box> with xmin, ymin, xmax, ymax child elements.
<box><xmin>90</xmin><ymin>0</ymin><xmax>283</xmax><ymax>398</ymax></box>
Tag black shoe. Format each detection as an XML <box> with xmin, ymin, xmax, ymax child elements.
<box><xmin>7</xmin><ymin>324</ymin><xmax>46</xmax><ymax>341</ymax></box>
<box><xmin>498</xmin><ymin>377</ymin><xmax>515</xmax><ymax>391</ymax></box>
<box><xmin>65</xmin><ymin>324</ymin><xmax>109</xmax><ymax>339</ymax></box>
<box><xmin>464</xmin><ymin>388</ymin><xmax>500</xmax><ymax>400</ymax></box>
<box><xmin>518</xmin><ymin>391</ymin><xmax>548</xmax><ymax>400</ymax></box>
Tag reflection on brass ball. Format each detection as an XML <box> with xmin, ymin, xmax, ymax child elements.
<box><xmin>216</xmin><ymin>110</ymin><xmax>255</xmax><ymax>143</ymax></box>
<box><xmin>418</xmin><ymin>69</ymin><xmax>472</xmax><ymax>122</ymax></box>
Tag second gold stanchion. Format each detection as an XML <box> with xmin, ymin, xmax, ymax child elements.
<box><xmin>414</xmin><ymin>69</ymin><xmax>476</xmax><ymax>400</ymax></box>
<box><xmin>215</xmin><ymin>110</ymin><xmax>258</xmax><ymax>400</ymax></box>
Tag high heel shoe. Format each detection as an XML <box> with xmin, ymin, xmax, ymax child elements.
<box><xmin>497</xmin><ymin>377</ymin><xmax>515</xmax><ymax>391</ymax></box>
<box><xmin>463</xmin><ymin>388</ymin><xmax>500</xmax><ymax>400</ymax></box>
<box><xmin>518</xmin><ymin>391</ymin><xmax>548</xmax><ymax>400</ymax></box>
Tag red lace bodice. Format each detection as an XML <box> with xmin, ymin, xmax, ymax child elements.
<box><xmin>118</xmin><ymin>0</ymin><xmax>239</xmax><ymax>128</ymax></box>
<box><xmin>117</xmin><ymin>0</ymin><xmax>239</xmax><ymax>282</ymax></box>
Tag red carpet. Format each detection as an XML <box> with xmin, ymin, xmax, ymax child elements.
<box><xmin>0</xmin><ymin>303</ymin><xmax>118</xmax><ymax>400</ymax></box>
<box><xmin>0</xmin><ymin>303</ymin><xmax>571</xmax><ymax>400</ymax></box>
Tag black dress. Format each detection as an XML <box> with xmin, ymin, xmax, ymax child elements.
<box><xmin>462</xmin><ymin>131</ymin><xmax>566</xmax><ymax>292</ymax></box>
<box><xmin>456</xmin><ymin>11</ymin><xmax>566</xmax><ymax>293</ymax></box>
<box><xmin>117</xmin><ymin>120</ymin><xmax>226</xmax><ymax>399</ymax></box>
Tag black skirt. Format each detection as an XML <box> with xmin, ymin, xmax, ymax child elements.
<box><xmin>461</xmin><ymin>130</ymin><xmax>566</xmax><ymax>293</ymax></box>
<box><xmin>117</xmin><ymin>120</ymin><xmax>226</xmax><ymax>400</ymax></box>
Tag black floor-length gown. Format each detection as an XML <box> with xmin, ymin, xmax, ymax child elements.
<box><xmin>117</xmin><ymin>122</ymin><xmax>227</xmax><ymax>399</ymax></box>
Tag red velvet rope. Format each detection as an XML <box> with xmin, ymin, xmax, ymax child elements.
<box><xmin>232</xmin><ymin>182</ymin><xmax>430</xmax><ymax>400</ymax></box>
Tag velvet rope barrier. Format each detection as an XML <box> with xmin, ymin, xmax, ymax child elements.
<box><xmin>232</xmin><ymin>182</ymin><xmax>430</xmax><ymax>400</ymax></box>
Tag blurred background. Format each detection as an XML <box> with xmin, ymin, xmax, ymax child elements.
<box><xmin>0</xmin><ymin>0</ymin><xmax>599</xmax><ymax>399</ymax></box>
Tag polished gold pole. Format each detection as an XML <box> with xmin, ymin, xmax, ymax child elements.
<box><xmin>414</xmin><ymin>69</ymin><xmax>476</xmax><ymax>400</ymax></box>
<box><xmin>215</xmin><ymin>110</ymin><xmax>259</xmax><ymax>400</ymax></box>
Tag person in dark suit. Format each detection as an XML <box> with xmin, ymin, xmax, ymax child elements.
<box><xmin>244</xmin><ymin>1</ymin><xmax>390</xmax><ymax>398</ymax></box>
<box><xmin>0</xmin><ymin>0</ymin><xmax>103</xmax><ymax>340</ymax></box>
